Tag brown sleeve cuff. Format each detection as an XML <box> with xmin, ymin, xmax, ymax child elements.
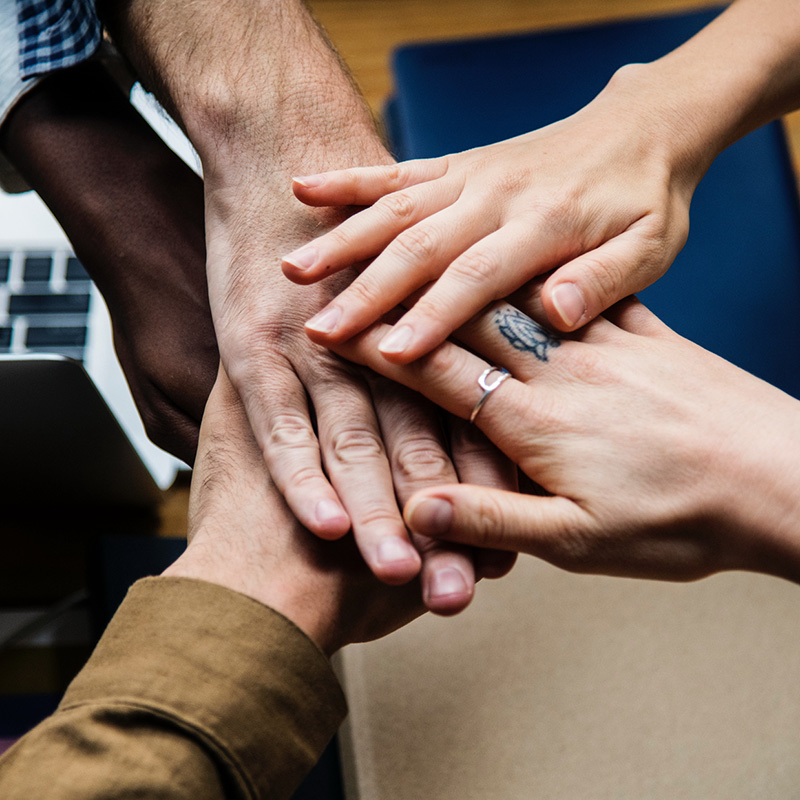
<box><xmin>60</xmin><ymin>576</ymin><xmax>347</xmax><ymax>799</ymax></box>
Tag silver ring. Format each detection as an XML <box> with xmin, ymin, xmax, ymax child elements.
<box><xmin>469</xmin><ymin>366</ymin><xmax>511</xmax><ymax>424</ymax></box>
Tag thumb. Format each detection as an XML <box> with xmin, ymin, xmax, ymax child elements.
<box><xmin>403</xmin><ymin>485</ymin><xmax>588</xmax><ymax>559</ymax></box>
<box><xmin>542</xmin><ymin>224</ymin><xmax>673</xmax><ymax>332</ymax></box>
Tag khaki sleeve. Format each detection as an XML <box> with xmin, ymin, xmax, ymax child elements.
<box><xmin>0</xmin><ymin>577</ymin><xmax>347</xmax><ymax>800</ymax></box>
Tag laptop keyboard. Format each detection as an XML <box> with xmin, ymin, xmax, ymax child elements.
<box><xmin>0</xmin><ymin>250</ymin><xmax>91</xmax><ymax>362</ymax></box>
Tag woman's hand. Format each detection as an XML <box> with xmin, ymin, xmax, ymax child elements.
<box><xmin>283</xmin><ymin>64</ymin><xmax>702</xmax><ymax>361</ymax></box>
<box><xmin>328</xmin><ymin>297</ymin><xmax>800</xmax><ymax>584</ymax></box>
<box><xmin>286</xmin><ymin>0</ymin><xmax>800</xmax><ymax>365</ymax></box>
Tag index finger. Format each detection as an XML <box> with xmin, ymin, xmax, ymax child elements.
<box><xmin>291</xmin><ymin>157</ymin><xmax>447</xmax><ymax>207</ymax></box>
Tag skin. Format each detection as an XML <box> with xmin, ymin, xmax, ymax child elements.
<box><xmin>0</xmin><ymin>61</ymin><xmax>217</xmax><ymax>464</ymax></box>
<box><xmin>328</xmin><ymin>295</ymin><xmax>800</xmax><ymax>585</ymax></box>
<box><xmin>95</xmin><ymin>0</ymin><xmax>516</xmax><ymax>611</ymax></box>
<box><xmin>164</xmin><ymin>367</ymin><xmax>427</xmax><ymax>656</ymax></box>
<box><xmin>283</xmin><ymin>0</ymin><xmax>800</xmax><ymax>362</ymax></box>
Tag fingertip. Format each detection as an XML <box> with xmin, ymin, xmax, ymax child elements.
<box><xmin>546</xmin><ymin>281</ymin><xmax>587</xmax><ymax>331</ymax></box>
<box><xmin>377</xmin><ymin>324</ymin><xmax>414</xmax><ymax>358</ymax></box>
<box><xmin>292</xmin><ymin>174</ymin><xmax>326</xmax><ymax>190</ymax></box>
<box><xmin>292</xmin><ymin>175</ymin><xmax>342</xmax><ymax>207</ymax></box>
<box><xmin>372</xmin><ymin>536</ymin><xmax>423</xmax><ymax>585</ymax></box>
<box><xmin>281</xmin><ymin>259</ymin><xmax>314</xmax><ymax>284</ymax></box>
<box><xmin>404</xmin><ymin>495</ymin><xmax>454</xmax><ymax>536</ymax></box>
<box><xmin>305</xmin><ymin>306</ymin><xmax>343</xmax><ymax>339</ymax></box>
<box><xmin>282</xmin><ymin>265</ymin><xmax>325</xmax><ymax>286</ymax></box>
<box><xmin>310</xmin><ymin>498</ymin><xmax>351</xmax><ymax>540</ymax></box>
<box><xmin>377</xmin><ymin>327</ymin><xmax>441</xmax><ymax>365</ymax></box>
<box><xmin>423</xmin><ymin>567</ymin><xmax>474</xmax><ymax>616</ymax></box>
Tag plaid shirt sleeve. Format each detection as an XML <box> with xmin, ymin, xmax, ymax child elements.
<box><xmin>17</xmin><ymin>0</ymin><xmax>102</xmax><ymax>78</ymax></box>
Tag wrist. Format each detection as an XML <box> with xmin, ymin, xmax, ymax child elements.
<box><xmin>0</xmin><ymin>62</ymin><xmax>206</xmax><ymax>300</ymax></box>
<box><xmin>593</xmin><ymin>62</ymin><xmax>728</xmax><ymax>193</ymax></box>
<box><xmin>711</xmin><ymin>403</ymin><xmax>800</xmax><ymax>583</ymax></box>
<box><xmin>163</xmin><ymin>542</ymin><xmax>342</xmax><ymax>656</ymax></box>
<box><xmin>100</xmin><ymin>0</ymin><xmax>390</xmax><ymax>177</ymax></box>
<box><xmin>598</xmin><ymin>1</ymin><xmax>800</xmax><ymax>190</ymax></box>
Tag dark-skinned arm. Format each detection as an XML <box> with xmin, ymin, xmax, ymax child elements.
<box><xmin>0</xmin><ymin>61</ymin><xmax>218</xmax><ymax>463</ymax></box>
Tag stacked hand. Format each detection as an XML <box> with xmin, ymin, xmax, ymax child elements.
<box><xmin>283</xmin><ymin>64</ymin><xmax>700</xmax><ymax>359</ymax></box>
<box><xmin>329</xmin><ymin>294</ymin><xmax>800</xmax><ymax>584</ymax></box>
<box><xmin>164</xmin><ymin>367</ymin><xmax>427</xmax><ymax>654</ymax></box>
<box><xmin>95</xmin><ymin>0</ymin><xmax>523</xmax><ymax>613</ymax></box>
<box><xmin>203</xmin><ymin>170</ymin><xmax>515</xmax><ymax>611</ymax></box>
<box><xmin>0</xmin><ymin>62</ymin><xmax>218</xmax><ymax>463</ymax></box>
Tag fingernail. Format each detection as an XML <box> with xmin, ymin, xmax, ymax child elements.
<box><xmin>306</xmin><ymin>306</ymin><xmax>342</xmax><ymax>334</ymax></box>
<box><xmin>377</xmin><ymin>536</ymin><xmax>418</xmax><ymax>567</ymax></box>
<box><xmin>406</xmin><ymin>497</ymin><xmax>452</xmax><ymax>535</ymax></box>
<box><xmin>429</xmin><ymin>567</ymin><xmax>469</xmax><ymax>600</ymax></box>
<box><xmin>293</xmin><ymin>174</ymin><xmax>326</xmax><ymax>189</ymax></box>
<box><xmin>551</xmin><ymin>282</ymin><xmax>585</xmax><ymax>329</ymax></box>
<box><xmin>315</xmin><ymin>499</ymin><xmax>347</xmax><ymax>525</ymax></box>
<box><xmin>283</xmin><ymin>246</ymin><xmax>318</xmax><ymax>271</ymax></box>
<box><xmin>378</xmin><ymin>325</ymin><xmax>414</xmax><ymax>355</ymax></box>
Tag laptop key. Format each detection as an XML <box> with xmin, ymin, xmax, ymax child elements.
<box><xmin>0</xmin><ymin>256</ymin><xmax>9</xmax><ymax>284</ymax></box>
<box><xmin>26</xmin><ymin>326</ymin><xmax>88</xmax><ymax>348</ymax></box>
<box><xmin>23</xmin><ymin>255</ymin><xmax>52</xmax><ymax>283</ymax></box>
<box><xmin>8</xmin><ymin>294</ymin><xmax>90</xmax><ymax>315</ymax></box>
<box><xmin>0</xmin><ymin>328</ymin><xmax>11</xmax><ymax>349</ymax></box>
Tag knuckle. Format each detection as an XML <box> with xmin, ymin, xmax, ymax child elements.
<box><xmin>391</xmin><ymin>225</ymin><xmax>439</xmax><ymax>264</ymax></box>
<box><xmin>581</xmin><ymin>252</ymin><xmax>627</xmax><ymax>303</ymax></box>
<box><xmin>327</xmin><ymin>221</ymin><xmax>360</xmax><ymax>253</ymax></box>
<box><xmin>491</xmin><ymin>168</ymin><xmax>531</xmax><ymax>197</ymax></box>
<box><xmin>391</xmin><ymin>438</ymin><xmax>452</xmax><ymax>485</ymax></box>
<box><xmin>556</xmin><ymin>348</ymin><xmax>607</xmax><ymax>386</ymax></box>
<box><xmin>222</xmin><ymin>325</ymin><xmax>289</xmax><ymax>370</ymax></box>
<box><xmin>266</xmin><ymin>412</ymin><xmax>317</xmax><ymax>451</ymax></box>
<box><xmin>381</xmin><ymin>163</ymin><xmax>406</xmax><ymax>190</ymax></box>
<box><xmin>284</xmin><ymin>463</ymin><xmax>326</xmax><ymax>491</ymax></box>
<box><xmin>135</xmin><ymin>392</ymin><xmax>196</xmax><ymax>462</ymax></box>
<box><xmin>527</xmin><ymin>196</ymin><xmax>578</xmax><ymax>241</ymax></box>
<box><xmin>375</xmin><ymin>190</ymin><xmax>416</xmax><ymax>224</ymax></box>
<box><xmin>470</xmin><ymin>492</ymin><xmax>511</xmax><ymax>548</ymax></box>
<box><xmin>353</xmin><ymin>504</ymin><xmax>403</xmax><ymax>530</ymax></box>
<box><xmin>642</xmin><ymin>210</ymin><xmax>687</xmax><ymax>265</ymax></box>
<box><xmin>424</xmin><ymin>344</ymin><xmax>468</xmax><ymax>385</ymax></box>
<box><xmin>344</xmin><ymin>278</ymin><xmax>382</xmax><ymax>310</ymax></box>
<box><xmin>328</xmin><ymin>427</ymin><xmax>386</xmax><ymax>467</ymax></box>
<box><xmin>452</xmin><ymin>248</ymin><xmax>497</xmax><ymax>288</ymax></box>
<box><xmin>143</xmin><ymin>418</ymin><xmax>174</xmax><ymax>454</ymax></box>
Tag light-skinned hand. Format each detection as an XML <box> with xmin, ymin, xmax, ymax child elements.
<box><xmin>163</xmin><ymin>367</ymin><xmax>426</xmax><ymax>654</ymax></box>
<box><xmin>286</xmin><ymin>0</ymin><xmax>800</xmax><ymax>364</ymax></box>
<box><xmin>328</xmin><ymin>296</ymin><xmax>800</xmax><ymax>584</ymax></box>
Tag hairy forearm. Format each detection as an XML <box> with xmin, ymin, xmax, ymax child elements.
<box><xmin>98</xmin><ymin>0</ymin><xmax>390</xmax><ymax>175</ymax></box>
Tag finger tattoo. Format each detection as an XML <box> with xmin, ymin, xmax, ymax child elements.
<box><xmin>494</xmin><ymin>309</ymin><xmax>560</xmax><ymax>362</ymax></box>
